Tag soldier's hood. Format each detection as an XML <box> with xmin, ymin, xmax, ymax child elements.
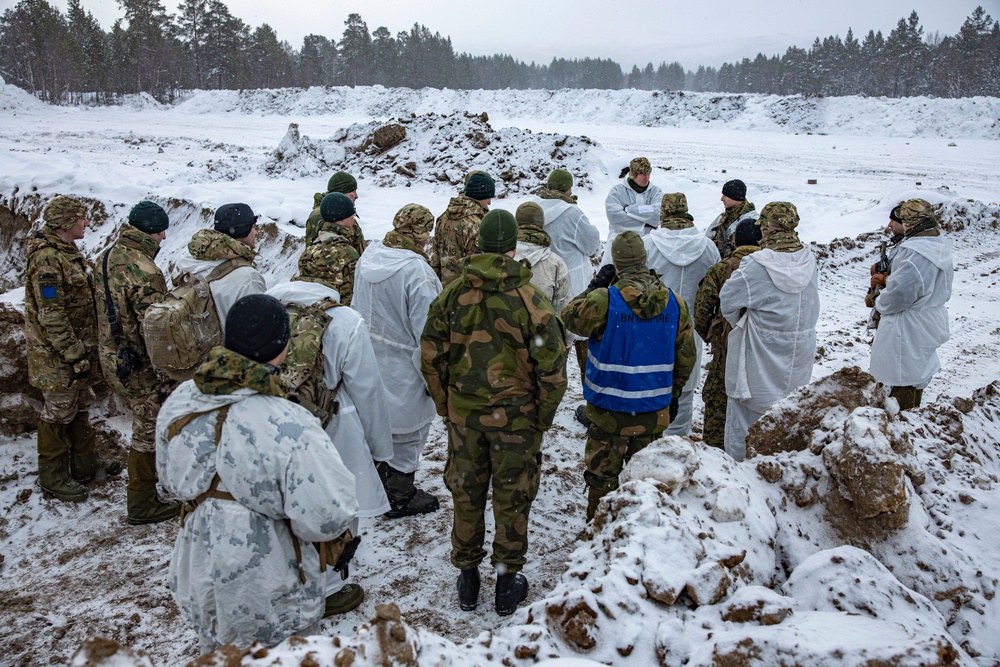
<box><xmin>355</xmin><ymin>240</ymin><xmax>424</xmax><ymax>283</ymax></box>
<box><xmin>514</xmin><ymin>241</ymin><xmax>551</xmax><ymax>269</ymax></box>
<box><xmin>174</xmin><ymin>248</ymin><xmax>223</xmax><ymax>279</ymax></box>
<box><xmin>900</xmin><ymin>236</ymin><xmax>953</xmax><ymax>271</ymax></box>
<box><xmin>747</xmin><ymin>247</ymin><xmax>817</xmax><ymax>294</ymax></box>
<box><xmin>460</xmin><ymin>253</ymin><xmax>531</xmax><ymax>292</ymax></box>
<box><xmin>645</xmin><ymin>226</ymin><xmax>713</xmax><ymax>266</ymax></box>
<box><xmin>267</xmin><ymin>280</ymin><xmax>340</xmax><ymax>307</ymax></box>
<box><xmin>534</xmin><ymin>197</ymin><xmax>574</xmax><ymax>221</ymax></box>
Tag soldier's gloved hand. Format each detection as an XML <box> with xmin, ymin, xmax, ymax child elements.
<box><xmin>589</xmin><ymin>264</ymin><xmax>616</xmax><ymax>290</ymax></box>
<box><xmin>669</xmin><ymin>396</ymin><xmax>679</xmax><ymax>423</ymax></box>
<box><xmin>870</xmin><ymin>273</ymin><xmax>888</xmax><ymax>289</ymax></box>
<box><xmin>64</xmin><ymin>341</ymin><xmax>87</xmax><ymax>365</ymax></box>
<box><xmin>870</xmin><ymin>263</ymin><xmax>880</xmax><ymax>276</ymax></box>
<box><xmin>72</xmin><ymin>357</ymin><xmax>90</xmax><ymax>377</ymax></box>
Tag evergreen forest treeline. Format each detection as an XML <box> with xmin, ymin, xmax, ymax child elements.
<box><xmin>0</xmin><ymin>0</ymin><xmax>997</xmax><ymax>104</ymax></box>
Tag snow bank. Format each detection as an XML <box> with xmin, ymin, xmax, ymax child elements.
<box><xmin>172</xmin><ymin>87</ymin><xmax>1000</xmax><ymax>140</ymax></box>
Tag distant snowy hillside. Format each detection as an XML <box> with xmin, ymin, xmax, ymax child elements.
<box><xmin>172</xmin><ymin>86</ymin><xmax>1000</xmax><ymax>140</ymax></box>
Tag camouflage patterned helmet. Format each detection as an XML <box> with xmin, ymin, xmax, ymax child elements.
<box><xmin>629</xmin><ymin>157</ymin><xmax>652</xmax><ymax>177</ymax></box>
<box><xmin>895</xmin><ymin>198</ymin><xmax>937</xmax><ymax>230</ymax></box>
<box><xmin>43</xmin><ymin>196</ymin><xmax>88</xmax><ymax>230</ymax></box>
<box><xmin>758</xmin><ymin>201</ymin><xmax>800</xmax><ymax>232</ymax></box>
<box><xmin>392</xmin><ymin>203</ymin><xmax>434</xmax><ymax>236</ymax></box>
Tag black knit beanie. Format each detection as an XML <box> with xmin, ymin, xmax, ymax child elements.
<box><xmin>734</xmin><ymin>218</ymin><xmax>763</xmax><ymax>247</ymax></box>
<box><xmin>128</xmin><ymin>201</ymin><xmax>169</xmax><ymax>234</ymax></box>
<box><xmin>214</xmin><ymin>203</ymin><xmax>257</xmax><ymax>239</ymax></box>
<box><xmin>224</xmin><ymin>294</ymin><xmax>291</xmax><ymax>364</ymax></box>
<box><xmin>722</xmin><ymin>179</ymin><xmax>747</xmax><ymax>202</ymax></box>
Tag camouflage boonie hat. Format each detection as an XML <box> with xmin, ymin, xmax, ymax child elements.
<box><xmin>758</xmin><ymin>202</ymin><xmax>800</xmax><ymax>232</ymax></box>
<box><xmin>896</xmin><ymin>198</ymin><xmax>937</xmax><ymax>229</ymax></box>
<box><xmin>43</xmin><ymin>196</ymin><xmax>88</xmax><ymax>230</ymax></box>
<box><xmin>392</xmin><ymin>203</ymin><xmax>434</xmax><ymax>236</ymax></box>
<box><xmin>629</xmin><ymin>157</ymin><xmax>652</xmax><ymax>177</ymax></box>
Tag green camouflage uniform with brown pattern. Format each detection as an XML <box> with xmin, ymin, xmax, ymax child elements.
<box><xmin>187</xmin><ymin>228</ymin><xmax>257</xmax><ymax>265</ymax></box>
<box><xmin>305</xmin><ymin>195</ymin><xmax>367</xmax><ymax>254</ymax></box>
<box><xmin>562</xmin><ymin>267</ymin><xmax>696</xmax><ymax>519</ymax></box>
<box><xmin>709</xmin><ymin>199</ymin><xmax>756</xmax><ymax>255</ymax></box>
<box><xmin>297</xmin><ymin>225</ymin><xmax>360</xmax><ymax>306</ymax></box>
<box><xmin>94</xmin><ymin>225</ymin><xmax>172</xmax><ymax>452</ymax></box>
<box><xmin>694</xmin><ymin>245</ymin><xmax>760</xmax><ymax>449</ymax></box>
<box><xmin>421</xmin><ymin>253</ymin><xmax>568</xmax><ymax>571</ymax></box>
<box><xmin>430</xmin><ymin>196</ymin><xmax>487</xmax><ymax>287</ymax></box>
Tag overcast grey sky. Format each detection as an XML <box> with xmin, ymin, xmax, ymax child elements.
<box><xmin>24</xmin><ymin>0</ymin><xmax>1000</xmax><ymax>69</ymax></box>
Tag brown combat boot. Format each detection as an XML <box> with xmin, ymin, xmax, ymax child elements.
<box><xmin>68</xmin><ymin>410</ymin><xmax>123</xmax><ymax>483</ymax></box>
<box><xmin>126</xmin><ymin>448</ymin><xmax>180</xmax><ymax>525</ymax></box>
<box><xmin>37</xmin><ymin>422</ymin><xmax>88</xmax><ymax>503</ymax></box>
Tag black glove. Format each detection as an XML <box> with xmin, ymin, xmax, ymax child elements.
<box><xmin>669</xmin><ymin>396</ymin><xmax>679</xmax><ymax>423</ymax></box>
<box><xmin>589</xmin><ymin>264</ymin><xmax>616</xmax><ymax>290</ymax></box>
<box><xmin>334</xmin><ymin>534</ymin><xmax>362</xmax><ymax>578</ymax></box>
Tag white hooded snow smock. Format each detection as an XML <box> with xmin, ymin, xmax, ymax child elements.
<box><xmin>268</xmin><ymin>280</ymin><xmax>392</xmax><ymax>518</ymax></box>
<box><xmin>602</xmin><ymin>181</ymin><xmax>664</xmax><ymax>264</ymax></box>
<box><xmin>156</xmin><ymin>381</ymin><xmax>357</xmax><ymax>653</ymax></box>
<box><xmin>644</xmin><ymin>227</ymin><xmax>722</xmax><ymax>435</ymax></box>
<box><xmin>532</xmin><ymin>197</ymin><xmax>601</xmax><ymax>296</ymax></box>
<box><xmin>352</xmin><ymin>240</ymin><xmax>441</xmax><ymax>441</ymax></box>
<box><xmin>174</xmin><ymin>249</ymin><xmax>266</xmax><ymax>337</ymax></box>
<box><xmin>869</xmin><ymin>235</ymin><xmax>953</xmax><ymax>389</ymax></box>
<box><xmin>720</xmin><ymin>247</ymin><xmax>819</xmax><ymax>457</ymax></box>
<box><xmin>514</xmin><ymin>241</ymin><xmax>573</xmax><ymax>317</ymax></box>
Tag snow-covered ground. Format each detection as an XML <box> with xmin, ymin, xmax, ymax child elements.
<box><xmin>1</xmin><ymin>81</ymin><xmax>999</xmax><ymax>666</ymax></box>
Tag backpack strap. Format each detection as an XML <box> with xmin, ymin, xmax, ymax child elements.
<box><xmin>206</xmin><ymin>257</ymin><xmax>253</xmax><ymax>282</ymax></box>
<box><xmin>169</xmin><ymin>405</ymin><xmax>232</xmax><ymax>528</ymax></box>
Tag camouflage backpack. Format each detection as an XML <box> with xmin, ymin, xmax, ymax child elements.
<box><xmin>143</xmin><ymin>259</ymin><xmax>250</xmax><ymax>382</ymax></box>
<box><xmin>279</xmin><ymin>298</ymin><xmax>343</xmax><ymax>426</ymax></box>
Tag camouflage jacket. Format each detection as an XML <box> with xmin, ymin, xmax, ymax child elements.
<box><xmin>421</xmin><ymin>253</ymin><xmax>568</xmax><ymax>432</ymax></box>
<box><xmin>187</xmin><ymin>228</ymin><xmax>256</xmax><ymax>265</ymax></box>
<box><xmin>94</xmin><ymin>225</ymin><xmax>168</xmax><ymax>396</ymax></box>
<box><xmin>298</xmin><ymin>227</ymin><xmax>361</xmax><ymax>306</ymax></box>
<box><xmin>707</xmin><ymin>200</ymin><xmax>756</xmax><ymax>255</ymax></box>
<box><xmin>694</xmin><ymin>245</ymin><xmax>759</xmax><ymax>351</ymax></box>
<box><xmin>305</xmin><ymin>198</ymin><xmax>367</xmax><ymax>255</ymax></box>
<box><xmin>24</xmin><ymin>226</ymin><xmax>98</xmax><ymax>392</ymax></box>
<box><xmin>430</xmin><ymin>196</ymin><xmax>487</xmax><ymax>287</ymax></box>
<box><xmin>562</xmin><ymin>268</ymin><xmax>696</xmax><ymax>410</ymax></box>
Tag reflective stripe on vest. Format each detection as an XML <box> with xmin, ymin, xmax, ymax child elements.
<box><xmin>583</xmin><ymin>285</ymin><xmax>679</xmax><ymax>413</ymax></box>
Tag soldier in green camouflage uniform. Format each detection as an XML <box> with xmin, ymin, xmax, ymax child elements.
<box><xmin>298</xmin><ymin>192</ymin><xmax>361</xmax><ymax>306</ymax></box>
<box><xmin>421</xmin><ymin>209</ymin><xmax>567</xmax><ymax>616</ymax></box>
<box><xmin>562</xmin><ymin>231</ymin><xmax>696</xmax><ymax>521</ymax></box>
<box><xmin>94</xmin><ymin>201</ymin><xmax>180</xmax><ymax>524</ymax></box>
<box><xmin>430</xmin><ymin>171</ymin><xmax>495</xmax><ymax>287</ymax></box>
<box><xmin>25</xmin><ymin>196</ymin><xmax>122</xmax><ymax>502</ymax></box>
<box><xmin>304</xmin><ymin>171</ymin><xmax>367</xmax><ymax>254</ymax></box>
<box><xmin>706</xmin><ymin>179</ymin><xmax>757</xmax><ymax>256</ymax></box>
<box><xmin>694</xmin><ymin>219</ymin><xmax>762</xmax><ymax>449</ymax></box>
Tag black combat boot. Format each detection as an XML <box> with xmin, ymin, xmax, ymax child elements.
<box><xmin>381</xmin><ymin>464</ymin><xmax>440</xmax><ymax>519</ymax></box>
<box><xmin>457</xmin><ymin>567</ymin><xmax>480</xmax><ymax>611</ymax></box>
<box><xmin>495</xmin><ymin>572</ymin><xmax>528</xmax><ymax>616</ymax></box>
<box><xmin>574</xmin><ymin>404</ymin><xmax>590</xmax><ymax>428</ymax></box>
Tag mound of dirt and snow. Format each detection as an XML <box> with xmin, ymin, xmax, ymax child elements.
<box><xmin>172</xmin><ymin>86</ymin><xmax>1000</xmax><ymax>140</ymax></box>
<box><xmin>263</xmin><ymin>112</ymin><xmax>608</xmax><ymax>196</ymax></box>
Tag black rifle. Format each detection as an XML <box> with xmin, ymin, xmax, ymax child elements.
<box><xmin>100</xmin><ymin>248</ymin><xmax>143</xmax><ymax>381</ymax></box>
<box><xmin>866</xmin><ymin>241</ymin><xmax>890</xmax><ymax>333</ymax></box>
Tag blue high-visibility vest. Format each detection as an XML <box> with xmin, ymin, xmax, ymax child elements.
<box><xmin>584</xmin><ymin>286</ymin><xmax>679</xmax><ymax>413</ymax></box>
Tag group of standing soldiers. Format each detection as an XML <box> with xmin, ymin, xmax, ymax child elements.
<box><xmin>22</xmin><ymin>156</ymin><xmax>953</xmax><ymax>653</ymax></box>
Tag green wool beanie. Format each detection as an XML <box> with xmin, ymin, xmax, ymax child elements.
<box><xmin>478</xmin><ymin>209</ymin><xmax>518</xmax><ymax>254</ymax></box>
<box><xmin>611</xmin><ymin>230</ymin><xmax>647</xmax><ymax>272</ymax></box>
<box><xmin>547</xmin><ymin>168</ymin><xmax>573</xmax><ymax>193</ymax></box>
<box><xmin>326</xmin><ymin>171</ymin><xmax>357</xmax><ymax>195</ymax></box>
<box><xmin>320</xmin><ymin>192</ymin><xmax>356</xmax><ymax>223</ymax></box>
<box><xmin>128</xmin><ymin>201</ymin><xmax>169</xmax><ymax>234</ymax></box>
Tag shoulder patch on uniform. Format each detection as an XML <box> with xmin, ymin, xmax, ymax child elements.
<box><xmin>41</xmin><ymin>285</ymin><xmax>58</xmax><ymax>299</ymax></box>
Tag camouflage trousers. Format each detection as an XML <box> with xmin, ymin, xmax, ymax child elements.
<box><xmin>443</xmin><ymin>422</ymin><xmax>542</xmax><ymax>572</ymax></box>
<box><xmin>584</xmin><ymin>405</ymin><xmax>668</xmax><ymax>520</ymax></box>
<box><xmin>128</xmin><ymin>389</ymin><xmax>165</xmax><ymax>453</ymax></box>
<box><xmin>701</xmin><ymin>348</ymin><xmax>728</xmax><ymax>450</ymax></box>
<box><xmin>890</xmin><ymin>386</ymin><xmax>923</xmax><ymax>412</ymax></box>
<box><xmin>40</xmin><ymin>386</ymin><xmax>94</xmax><ymax>425</ymax></box>
<box><xmin>573</xmin><ymin>340</ymin><xmax>588</xmax><ymax>384</ymax></box>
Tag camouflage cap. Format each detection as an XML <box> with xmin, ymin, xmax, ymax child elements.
<box><xmin>43</xmin><ymin>196</ymin><xmax>88</xmax><ymax>230</ymax></box>
<box><xmin>515</xmin><ymin>201</ymin><xmax>545</xmax><ymax>228</ymax></box>
<box><xmin>629</xmin><ymin>157</ymin><xmax>652</xmax><ymax>177</ymax></box>
<box><xmin>758</xmin><ymin>201</ymin><xmax>800</xmax><ymax>232</ymax></box>
<box><xmin>391</xmin><ymin>203</ymin><xmax>434</xmax><ymax>236</ymax></box>
<box><xmin>896</xmin><ymin>198</ymin><xmax>937</xmax><ymax>230</ymax></box>
<box><xmin>660</xmin><ymin>192</ymin><xmax>689</xmax><ymax>217</ymax></box>
<box><xmin>611</xmin><ymin>230</ymin><xmax>647</xmax><ymax>272</ymax></box>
